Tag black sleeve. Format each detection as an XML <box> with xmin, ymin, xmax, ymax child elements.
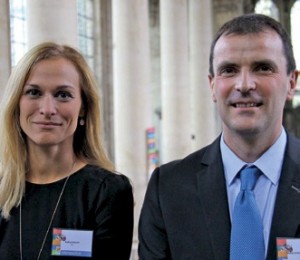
<box><xmin>93</xmin><ymin>174</ymin><xmax>134</xmax><ymax>260</ymax></box>
<box><xmin>138</xmin><ymin>167</ymin><xmax>171</xmax><ymax>260</ymax></box>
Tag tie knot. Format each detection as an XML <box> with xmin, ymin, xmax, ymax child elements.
<box><xmin>240</xmin><ymin>166</ymin><xmax>260</xmax><ymax>191</ymax></box>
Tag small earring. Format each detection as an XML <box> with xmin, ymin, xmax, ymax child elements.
<box><xmin>79</xmin><ymin>118</ymin><xmax>85</xmax><ymax>126</ymax></box>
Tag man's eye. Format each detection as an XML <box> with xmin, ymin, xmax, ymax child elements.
<box><xmin>220</xmin><ymin>67</ymin><xmax>236</xmax><ymax>76</ymax></box>
<box><xmin>254</xmin><ymin>63</ymin><xmax>274</xmax><ymax>73</ymax></box>
<box><xmin>257</xmin><ymin>65</ymin><xmax>273</xmax><ymax>72</ymax></box>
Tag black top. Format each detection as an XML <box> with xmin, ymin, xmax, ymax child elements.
<box><xmin>0</xmin><ymin>165</ymin><xmax>134</xmax><ymax>260</ymax></box>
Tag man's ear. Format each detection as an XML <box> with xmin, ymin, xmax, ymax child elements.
<box><xmin>287</xmin><ymin>70</ymin><xmax>298</xmax><ymax>101</ymax></box>
<box><xmin>208</xmin><ymin>74</ymin><xmax>217</xmax><ymax>103</ymax></box>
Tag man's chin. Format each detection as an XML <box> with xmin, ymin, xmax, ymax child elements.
<box><xmin>234</xmin><ymin>127</ymin><xmax>261</xmax><ymax>137</ymax></box>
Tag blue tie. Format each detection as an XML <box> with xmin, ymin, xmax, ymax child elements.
<box><xmin>230</xmin><ymin>166</ymin><xmax>265</xmax><ymax>260</ymax></box>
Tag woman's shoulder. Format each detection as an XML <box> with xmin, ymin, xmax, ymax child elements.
<box><xmin>72</xmin><ymin>164</ymin><xmax>132</xmax><ymax>190</ymax></box>
<box><xmin>70</xmin><ymin>165</ymin><xmax>133</xmax><ymax>204</ymax></box>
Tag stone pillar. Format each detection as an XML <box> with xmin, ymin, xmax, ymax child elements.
<box><xmin>189</xmin><ymin>0</ymin><xmax>217</xmax><ymax>150</ymax></box>
<box><xmin>26</xmin><ymin>0</ymin><xmax>78</xmax><ymax>48</ymax></box>
<box><xmin>0</xmin><ymin>0</ymin><xmax>11</xmax><ymax>98</ymax></box>
<box><xmin>160</xmin><ymin>0</ymin><xmax>191</xmax><ymax>163</ymax></box>
<box><xmin>212</xmin><ymin>0</ymin><xmax>244</xmax><ymax>33</ymax></box>
<box><xmin>149</xmin><ymin>0</ymin><xmax>162</xmax><ymax>156</ymax></box>
<box><xmin>95</xmin><ymin>0</ymin><xmax>115</xmax><ymax>161</ymax></box>
<box><xmin>112</xmin><ymin>0</ymin><xmax>152</xmax><ymax>251</ymax></box>
<box><xmin>277</xmin><ymin>0</ymin><xmax>294</xmax><ymax>34</ymax></box>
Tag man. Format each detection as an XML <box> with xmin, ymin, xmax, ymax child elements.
<box><xmin>138</xmin><ymin>13</ymin><xmax>299</xmax><ymax>260</ymax></box>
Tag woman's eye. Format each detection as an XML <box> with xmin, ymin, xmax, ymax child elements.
<box><xmin>25</xmin><ymin>88</ymin><xmax>41</xmax><ymax>97</ymax></box>
<box><xmin>55</xmin><ymin>91</ymin><xmax>73</xmax><ymax>100</ymax></box>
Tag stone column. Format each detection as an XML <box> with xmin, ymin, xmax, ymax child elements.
<box><xmin>160</xmin><ymin>0</ymin><xmax>192</xmax><ymax>163</ymax></box>
<box><xmin>26</xmin><ymin>0</ymin><xmax>78</xmax><ymax>48</ymax></box>
<box><xmin>94</xmin><ymin>0</ymin><xmax>115</xmax><ymax>161</ymax></box>
<box><xmin>112</xmin><ymin>0</ymin><xmax>152</xmax><ymax>251</ymax></box>
<box><xmin>189</xmin><ymin>0</ymin><xmax>217</xmax><ymax>150</ymax></box>
<box><xmin>0</xmin><ymin>0</ymin><xmax>11</xmax><ymax>98</ymax></box>
<box><xmin>212</xmin><ymin>0</ymin><xmax>243</xmax><ymax>33</ymax></box>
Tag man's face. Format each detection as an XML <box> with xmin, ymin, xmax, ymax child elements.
<box><xmin>209</xmin><ymin>30</ymin><xmax>298</xmax><ymax>142</ymax></box>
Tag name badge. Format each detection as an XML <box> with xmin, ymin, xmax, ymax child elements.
<box><xmin>277</xmin><ymin>238</ymin><xmax>300</xmax><ymax>259</ymax></box>
<box><xmin>51</xmin><ymin>228</ymin><xmax>93</xmax><ymax>257</ymax></box>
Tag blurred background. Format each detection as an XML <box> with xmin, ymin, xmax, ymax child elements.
<box><xmin>0</xmin><ymin>0</ymin><xmax>299</xmax><ymax>257</ymax></box>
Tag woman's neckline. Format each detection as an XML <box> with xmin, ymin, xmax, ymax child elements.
<box><xmin>26</xmin><ymin>164</ymin><xmax>88</xmax><ymax>186</ymax></box>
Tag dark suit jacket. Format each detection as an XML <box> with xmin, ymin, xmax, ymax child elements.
<box><xmin>138</xmin><ymin>133</ymin><xmax>300</xmax><ymax>260</ymax></box>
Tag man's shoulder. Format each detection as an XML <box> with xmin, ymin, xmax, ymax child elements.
<box><xmin>156</xmin><ymin>136</ymin><xmax>221</xmax><ymax>179</ymax></box>
<box><xmin>287</xmin><ymin>132</ymin><xmax>300</xmax><ymax>145</ymax></box>
<box><xmin>286</xmin><ymin>132</ymin><xmax>300</xmax><ymax>160</ymax></box>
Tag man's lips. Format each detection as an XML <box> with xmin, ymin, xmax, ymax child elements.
<box><xmin>233</xmin><ymin>102</ymin><xmax>262</xmax><ymax>108</ymax></box>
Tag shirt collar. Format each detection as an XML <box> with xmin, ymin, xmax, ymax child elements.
<box><xmin>221</xmin><ymin>128</ymin><xmax>287</xmax><ymax>186</ymax></box>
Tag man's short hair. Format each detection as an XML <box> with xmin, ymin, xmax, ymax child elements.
<box><xmin>209</xmin><ymin>13</ymin><xmax>296</xmax><ymax>76</ymax></box>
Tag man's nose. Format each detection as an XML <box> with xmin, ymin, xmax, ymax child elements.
<box><xmin>39</xmin><ymin>95</ymin><xmax>57</xmax><ymax>116</ymax></box>
<box><xmin>235</xmin><ymin>71</ymin><xmax>256</xmax><ymax>93</ymax></box>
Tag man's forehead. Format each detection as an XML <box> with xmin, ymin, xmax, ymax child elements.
<box><xmin>212</xmin><ymin>31</ymin><xmax>287</xmax><ymax>70</ymax></box>
<box><xmin>214</xmin><ymin>30</ymin><xmax>283</xmax><ymax>55</ymax></box>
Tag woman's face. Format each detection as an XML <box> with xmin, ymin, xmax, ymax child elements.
<box><xmin>19</xmin><ymin>57</ymin><xmax>83</xmax><ymax>149</ymax></box>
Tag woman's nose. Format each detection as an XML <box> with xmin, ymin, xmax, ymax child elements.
<box><xmin>39</xmin><ymin>95</ymin><xmax>57</xmax><ymax>116</ymax></box>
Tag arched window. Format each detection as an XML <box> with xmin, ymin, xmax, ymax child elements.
<box><xmin>77</xmin><ymin>0</ymin><xmax>95</xmax><ymax>69</ymax></box>
<box><xmin>9</xmin><ymin>0</ymin><xmax>27</xmax><ymax>67</ymax></box>
<box><xmin>255</xmin><ymin>0</ymin><xmax>279</xmax><ymax>20</ymax></box>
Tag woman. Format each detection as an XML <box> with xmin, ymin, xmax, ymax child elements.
<box><xmin>0</xmin><ymin>42</ymin><xmax>134</xmax><ymax>259</ymax></box>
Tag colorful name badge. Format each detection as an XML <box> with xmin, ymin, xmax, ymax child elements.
<box><xmin>277</xmin><ymin>238</ymin><xmax>300</xmax><ymax>260</ymax></box>
<box><xmin>51</xmin><ymin>228</ymin><xmax>93</xmax><ymax>257</ymax></box>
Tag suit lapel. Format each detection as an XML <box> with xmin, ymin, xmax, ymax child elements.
<box><xmin>197</xmin><ymin>137</ymin><xmax>231</xmax><ymax>260</ymax></box>
<box><xmin>267</xmin><ymin>134</ymin><xmax>300</xmax><ymax>259</ymax></box>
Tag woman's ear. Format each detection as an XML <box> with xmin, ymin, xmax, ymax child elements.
<box><xmin>79</xmin><ymin>106</ymin><xmax>85</xmax><ymax>117</ymax></box>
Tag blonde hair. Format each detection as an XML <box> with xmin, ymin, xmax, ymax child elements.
<box><xmin>0</xmin><ymin>42</ymin><xmax>114</xmax><ymax>219</ymax></box>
